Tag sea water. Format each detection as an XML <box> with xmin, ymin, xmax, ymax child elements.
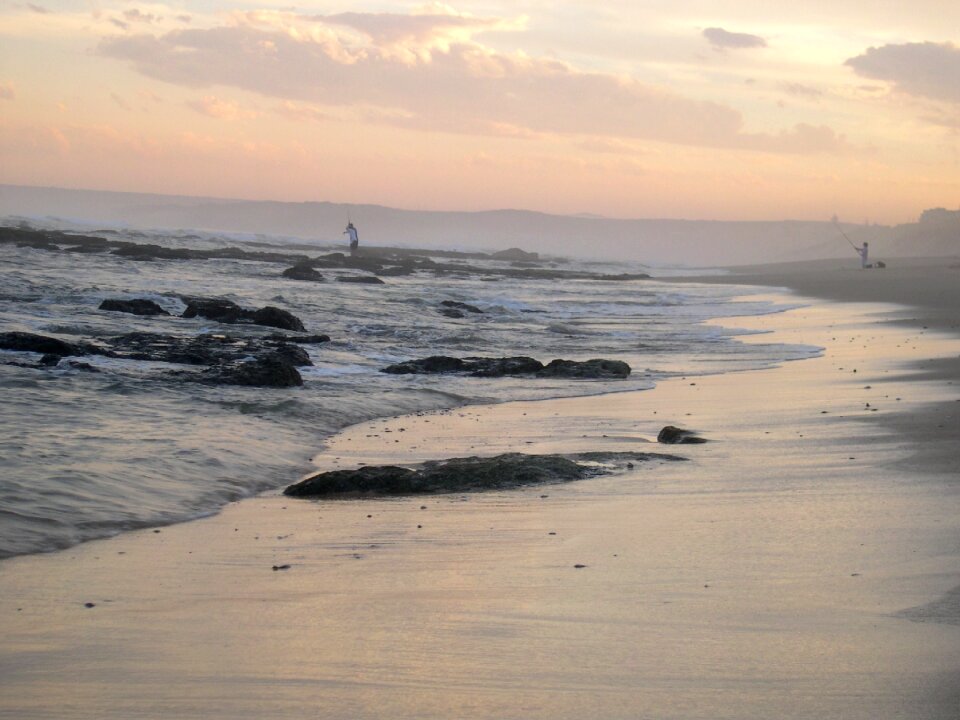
<box><xmin>0</xmin><ymin>224</ymin><xmax>817</xmax><ymax>557</ymax></box>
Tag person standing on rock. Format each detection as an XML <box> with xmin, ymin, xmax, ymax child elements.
<box><xmin>344</xmin><ymin>222</ymin><xmax>359</xmax><ymax>256</ymax></box>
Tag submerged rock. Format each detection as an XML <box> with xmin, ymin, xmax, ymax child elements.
<box><xmin>440</xmin><ymin>300</ymin><xmax>484</xmax><ymax>314</ymax></box>
<box><xmin>381</xmin><ymin>355</ymin><xmax>630</xmax><ymax>379</ymax></box>
<box><xmin>209</xmin><ymin>355</ymin><xmax>303</xmax><ymax>388</ymax></box>
<box><xmin>99</xmin><ymin>298</ymin><xmax>171</xmax><ymax>316</ymax></box>
<box><xmin>284</xmin><ymin>451</ymin><xmax>684</xmax><ymax>497</ymax></box>
<box><xmin>657</xmin><ymin>426</ymin><xmax>708</xmax><ymax>444</ymax></box>
<box><xmin>336</xmin><ymin>275</ymin><xmax>386</xmax><ymax>285</ymax></box>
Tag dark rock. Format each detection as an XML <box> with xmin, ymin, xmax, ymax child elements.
<box><xmin>470</xmin><ymin>357</ymin><xmax>544</xmax><ymax>377</ymax></box>
<box><xmin>112</xmin><ymin>244</ymin><xmax>196</xmax><ymax>261</ymax></box>
<box><xmin>181</xmin><ymin>298</ymin><xmax>246</xmax><ymax>324</ymax></box>
<box><xmin>251</xmin><ymin>306</ymin><xmax>306</xmax><ymax>332</ymax></box>
<box><xmin>181</xmin><ymin>297</ymin><xmax>306</xmax><ymax>332</ymax></box>
<box><xmin>441</xmin><ymin>300</ymin><xmax>484</xmax><ymax>314</ymax></box>
<box><xmin>270</xmin><ymin>343</ymin><xmax>311</xmax><ymax>367</ymax></box>
<box><xmin>99</xmin><ymin>299</ymin><xmax>171</xmax><ymax>316</ymax></box>
<box><xmin>381</xmin><ymin>355</ymin><xmax>627</xmax><ymax>379</ymax></box>
<box><xmin>211</xmin><ymin>355</ymin><xmax>303</xmax><ymax>388</ymax></box>
<box><xmin>492</xmin><ymin>248</ymin><xmax>539</xmax><ymax>262</ymax></box>
<box><xmin>0</xmin><ymin>331</ymin><xmax>81</xmax><ymax>356</ymax></box>
<box><xmin>265</xmin><ymin>333</ymin><xmax>331</xmax><ymax>345</ymax></box>
<box><xmin>536</xmin><ymin>358</ymin><xmax>631</xmax><ymax>379</ymax></box>
<box><xmin>439</xmin><ymin>308</ymin><xmax>465</xmax><ymax>318</ymax></box>
<box><xmin>657</xmin><ymin>426</ymin><xmax>708</xmax><ymax>444</ymax></box>
<box><xmin>98</xmin><ymin>332</ymin><xmax>314</xmax><ymax>367</ymax></box>
<box><xmin>284</xmin><ymin>450</ymin><xmax>685</xmax><ymax>497</ymax></box>
<box><xmin>39</xmin><ymin>354</ymin><xmax>62</xmax><ymax>366</ymax></box>
<box><xmin>381</xmin><ymin>356</ymin><xmax>468</xmax><ymax>374</ymax></box>
<box><xmin>336</xmin><ymin>275</ymin><xmax>386</xmax><ymax>285</ymax></box>
<box><xmin>65</xmin><ymin>245</ymin><xmax>107</xmax><ymax>254</ymax></box>
<box><xmin>282</xmin><ymin>263</ymin><xmax>325</xmax><ymax>282</ymax></box>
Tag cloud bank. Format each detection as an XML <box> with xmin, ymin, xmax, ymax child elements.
<box><xmin>98</xmin><ymin>10</ymin><xmax>844</xmax><ymax>154</ymax></box>
<box><xmin>846</xmin><ymin>41</ymin><xmax>960</xmax><ymax>103</ymax></box>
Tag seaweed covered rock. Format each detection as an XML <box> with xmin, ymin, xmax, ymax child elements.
<box><xmin>99</xmin><ymin>299</ymin><xmax>171</xmax><ymax>316</ymax></box>
<box><xmin>284</xmin><ymin>451</ymin><xmax>684</xmax><ymax>497</ymax></box>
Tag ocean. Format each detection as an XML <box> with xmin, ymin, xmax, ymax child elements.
<box><xmin>0</xmin><ymin>224</ymin><xmax>818</xmax><ymax>558</ymax></box>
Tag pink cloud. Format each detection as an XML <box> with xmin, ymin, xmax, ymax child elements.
<box><xmin>98</xmin><ymin>13</ymin><xmax>849</xmax><ymax>155</ymax></box>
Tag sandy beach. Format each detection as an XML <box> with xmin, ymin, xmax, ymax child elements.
<box><xmin>1</xmin><ymin>259</ymin><xmax>959</xmax><ymax>719</ymax></box>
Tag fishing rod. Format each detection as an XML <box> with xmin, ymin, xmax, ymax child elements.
<box><xmin>833</xmin><ymin>219</ymin><xmax>859</xmax><ymax>251</ymax></box>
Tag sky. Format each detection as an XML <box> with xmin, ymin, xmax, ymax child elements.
<box><xmin>1</xmin><ymin>1</ymin><xmax>958</xmax><ymax>223</ymax></box>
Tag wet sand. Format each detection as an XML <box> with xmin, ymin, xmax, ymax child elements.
<box><xmin>1</xmin><ymin>265</ymin><xmax>959</xmax><ymax>719</ymax></box>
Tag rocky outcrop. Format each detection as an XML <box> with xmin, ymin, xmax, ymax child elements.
<box><xmin>284</xmin><ymin>451</ymin><xmax>684</xmax><ymax>497</ymax></box>
<box><xmin>181</xmin><ymin>298</ymin><xmax>306</xmax><ymax>332</ymax></box>
<box><xmin>99</xmin><ymin>299</ymin><xmax>171</xmax><ymax>316</ymax></box>
<box><xmin>282</xmin><ymin>263</ymin><xmax>324</xmax><ymax>282</ymax></box>
<box><xmin>381</xmin><ymin>355</ymin><xmax>630</xmax><ymax>379</ymax></box>
<box><xmin>98</xmin><ymin>332</ymin><xmax>314</xmax><ymax>367</ymax></box>
<box><xmin>657</xmin><ymin>426</ymin><xmax>708</xmax><ymax>444</ymax></box>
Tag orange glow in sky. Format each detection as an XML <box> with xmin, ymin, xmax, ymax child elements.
<box><xmin>1</xmin><ymin>1</ymin><xmax>958</xmax><ymax>222</ymax></box>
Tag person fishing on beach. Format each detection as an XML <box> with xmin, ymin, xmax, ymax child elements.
<box><xmin>855</xmin><ymin>241</ymin><xmax>869</xmax><ymax>269</ymax></box>
<box><xmin>834</xmin><ymin>219</ymin><xmax>871</xmax><ymax>269</ymax></box>
<box><xmin>344</xmin><ymin>222</ymin><xmax>359</xmax><ymax>256</ymax></box>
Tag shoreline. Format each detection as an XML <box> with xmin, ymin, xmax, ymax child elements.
<box><xmin>668</xmin><ymin>257</ymin><xmax>960</xmax><ymax>474</ymax></box>
<box><xmin>2</xmin><ymin>263</ymin><xmax>960</xmax><ymax>717</ymax></box>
